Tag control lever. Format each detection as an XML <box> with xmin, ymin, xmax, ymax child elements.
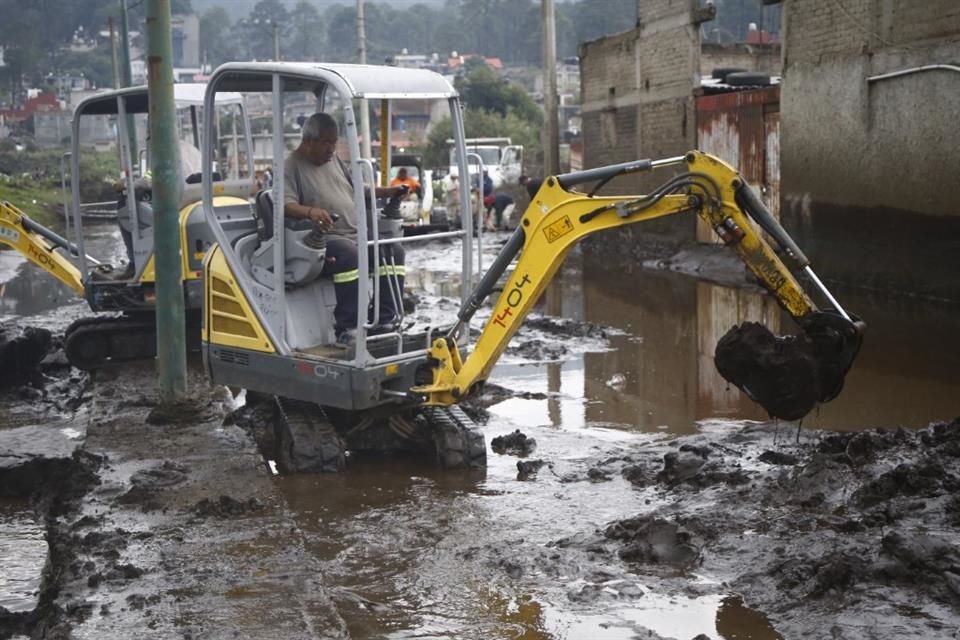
<box><xmin>304</xmin><ymin>212</ymin><xmax>340</xmax><ymax>250</ymax></box>
<box><xmin>382</xmin><ymin>184</ymin><xmax>410</xmax><ymax>220</ymax></box>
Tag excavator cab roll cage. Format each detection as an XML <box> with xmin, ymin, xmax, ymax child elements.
<box><xmin>68</xmin><ymin>84</ymin><xmax>254</xmax><ymax>286</ymax></box>
<box><xmin>0</xmin><ymin>84</ymin><xmax>258</xmax><ymax>369</ymax></box>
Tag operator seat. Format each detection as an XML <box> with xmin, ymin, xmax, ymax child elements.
<box><xmin>248</xmin><ymin>189</ymin><xmax>327</xmax><ymax>288</ymax></box>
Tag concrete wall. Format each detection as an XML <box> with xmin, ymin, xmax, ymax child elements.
<box><xmin>701</xmin><ymin>42</ymin><xmax>782</xmax><ymax>77</ymax></box>
<box><xmin>579</xmin><ymin>0</ymin><xmax>702</xmax><ymax>259</ymax></box>
<box><xmin>778</xmin><ymin>0</ymin><xmax>960</xmax><ymax>300</ymax></box>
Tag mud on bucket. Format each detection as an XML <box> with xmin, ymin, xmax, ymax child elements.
<box><xmin>714</xmin><ymin>317</ymin><xmax>863</xmax><ymax>421</ymax></box>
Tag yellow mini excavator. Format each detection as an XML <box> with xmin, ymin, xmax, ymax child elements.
<box><xmin>0</xmin><ymin>84</ymin><xmax>257</xmax><ymax>368</ymax></box>
<box><xmin>196</xmin><ymin>62</ymin><xmax>863</xmax><ymax>474</ymax></box>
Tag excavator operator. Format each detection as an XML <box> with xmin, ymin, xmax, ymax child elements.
<box><xmin>282</xmin><ymin>112</ymin><xmax>407</xmax><ymax>344</ymax></box>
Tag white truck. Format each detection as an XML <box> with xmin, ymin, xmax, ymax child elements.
<box><xmin>445</xmin><ymin>137</ymin><xmax>523</xmax><ymax>191</ymax></box>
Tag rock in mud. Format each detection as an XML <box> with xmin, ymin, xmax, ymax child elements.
<box><xmin>0</xmin><ymin>324</ymin><xmax>52</xmax><ymax>388</ymax></box>
<box><xmin>757</xmin><ymin>450</ymin><xmax>799</xmax><ymax>466</ymax></box>
<box><xmin>193</xmin><ymin>495</ymin><xmax>263</xmax><ymax>518</ymax></box>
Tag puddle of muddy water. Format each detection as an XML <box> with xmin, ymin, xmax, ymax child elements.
<box><xmin>0</xmin><ymin>498</ymin><xmax>47</xmax><ymax>615</ymax></box>
<box><xmin>273</xmin><ymin>237</ymin><xmax>960</xmax><ymax>639</ymax></box>
<box><xmin>278</xmin><ymin>449</ymin><xmax>784</xmax><ymax>639</ymax></box>
<box><xmin>0</xmin><ymin>226</ymin><xmax>122</xmax><ymax>329</ymax></box>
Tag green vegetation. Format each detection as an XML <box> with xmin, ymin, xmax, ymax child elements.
<box><xmin>422</xmin><ymin>63</ymin><xmax>543</xmax><ymax>171</ymax></box>
<box><xmin>198</xmin><ymin>0</ymin><xmax>639</xmax><ymax>67</ymax></box>
<box><xmin>0</xmin><ymin>144</ymin><xmax>119</xmax><ymax>227</ymax></box>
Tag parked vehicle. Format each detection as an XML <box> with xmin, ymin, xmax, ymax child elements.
<box><xmin>445</xmin><ymin>136</ymin><xmax>523</xmax><ymax>191</ymax></box>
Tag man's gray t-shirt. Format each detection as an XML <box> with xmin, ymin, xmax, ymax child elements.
<box><xmin>282</xmin><ymin>150</ymin><xmax>357</xmax><ymax>238</ymax></box>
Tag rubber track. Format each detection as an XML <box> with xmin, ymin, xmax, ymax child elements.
<box><xmin>421</xmin><ymin>405</ymin><xmax>487</xmax><ymax>469</ymax></box>
<box><xmin>273</xmin><ymin>397</ymin><xmax>346</xmax><ymax>474</ymax></box>
<box><xmin>64</xmin><ymin>316</ymin><xmax>158</xmax><ymax>370</ymax></box>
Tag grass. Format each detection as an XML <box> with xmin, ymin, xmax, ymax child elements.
<box><xmin>0</xmin><ymin>147</ymin><xmax>120</xmax><ymax>229</ymax></box>
<box><xmin>0</xmin><ymin>178</ymin><xmax>68</xmax><ymax>228</ymax></box>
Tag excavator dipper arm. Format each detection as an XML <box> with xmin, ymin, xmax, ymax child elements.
<box><xmin>0</xmin><ymin>201</ymin><xmax>85</xmax><ymax>295</ymax></box>
<box><xmin>415</xmin><ymin>151</ymin><xmax>863</xmax><ymax>420</ymax></box>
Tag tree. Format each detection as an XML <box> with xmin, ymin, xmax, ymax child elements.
<box><xmin>200</xmin><ymin>7</ymin><xmax>242</xmax><ymax>67</ymax></box>
<box><xmin>242</xmin><ymin>0</ymin><xmax>290</xmax><ymax>61</ymax></box>
<box><xmin>59</xmin><ymin>49</ymin><xmax>115</xmax><ymax>89</ymax></box>
<box><xmin>288</xmin><ymin>1</ymin><xmax>325</xmax><ymax>61</ymax></box>
<box><xmin>424</xmin><ymin>62</ymin><xmax>543</xmax><ymax>170</ymax></box>
<box><xmin>556</xmin><ymin>0</ymin><xmax>636</xmax><ymax>58</ymax></box>
<box><xmin>455</xmin><ymin>63</ymin><xmax>542</xmax><ymax>125</ymax></box>
<box><xmin>323</xmin><ymin>5</ymin><xmax>356</xmax><ymax>62</ymax></box>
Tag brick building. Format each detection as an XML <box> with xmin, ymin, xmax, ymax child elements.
<box><xmin>580</xmin><ymin>0</ymin><xmax>960</xmax><ymax>301</ymax></box>
<box><xmin>774</xmin><ymin>0</ymin><xmax>960</xmax><ymax>300</ymax></box>
<box><xmin>579</xmin><ymin>0</ymin><xmax>708</xmax><ymax>254</ymax></box>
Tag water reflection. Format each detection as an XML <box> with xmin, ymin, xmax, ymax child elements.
<box><xmin>0</xmin><ymin>225</ymin><xmax>124</xmax><ymax>322</ymax></box>
<box><xmin>0</xmin><ymin>499</ymin><xmax>47</xmax><ymax>614</ymax></box>
<box><xmin>486</xmin><ymin>251</ymin><xmax>960</xmax><ymax>434</ymax></box>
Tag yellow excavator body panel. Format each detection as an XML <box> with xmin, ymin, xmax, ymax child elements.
<box><xmin>202</xmin><ymin>244</ymin><xmax>276</xmax><ymax>353</ymax></box>
<box><xmin>134</xmin><ymin>195</ymin><xmax>250</xmax><ymax>284</ymax></box>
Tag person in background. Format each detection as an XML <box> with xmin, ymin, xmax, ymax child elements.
<box><xmin>519</xmin><ymin>174</ymin><xmax>542</xmax><ymax>200</ymax></box>
<box><xmin>444</xmin><ymin>174</ymin><xmax>460</xmax><ymax>226</ymax></box>
<box><xmin>483</xmin><ymin>191</ymin><xmax>515</xmax><ymax>231</ymax></box>
<box><xmin>482</xmin><ymin>170</ymin><xmax>493</xmax><ymax>197</ymax></box>
<box><xmin>390</xmin><ymin>167</ymin><xmax>420</xmax><ymax>198</ymax></box>
<box><xmin>282</xmin><ymin>112</ymin><xmax>406</xmax><ymax>344</ymax></box>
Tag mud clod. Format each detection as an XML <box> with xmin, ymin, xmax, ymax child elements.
<box><xmin>757</xmin><ymin>450</ymin><xmax>798</xmax><ymax>466</ymax></box>
<box><xmin>194</xmin><ymin>495</ymin><xmax>264</xmax><ymax>518</ymax></box>
<box><xmin>491</xmin><ymin>430</ymin><xmax>537</xmax><ymax>456</ymax></box>
<box><xmin>604</xmin><ymin>517</ymin><xmax>701</xmax><ymax>570</ymax></box>
<box><xmin>714</xmin><ymin>322</ymin><xmax>823</xmax><ymax>420</ymax></box>
<box><xmin>129</xmin><ymin>461</ymin><xmax>190</xmax><ymax>490</ymax></box>
<box><xmin>517</xmin><ymin>459</ymin><xmax>547</xmax><ymax>480</ymax></box>
<box><xmin>0</xmin><ymin>324</ymin><xmax>52</xmax><ymax>388</ymax></box>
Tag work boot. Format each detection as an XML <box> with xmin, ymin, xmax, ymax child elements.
<box><xmin>335</xmin><ymin>329</ymin><xmax>356</xmax><ymax>345</ymax></box>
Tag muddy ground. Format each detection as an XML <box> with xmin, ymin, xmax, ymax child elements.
<box><xmin>1</xmin><ymin>317</ymin><xmax>958</xmax><ymax>639</ymax></box>
<box><xmin>1</xmin><ymin>238</ymin><xmax>959</xmax><ymax>638</ymax></box>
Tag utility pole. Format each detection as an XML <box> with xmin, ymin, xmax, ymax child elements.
<box><xmin>273</xmin><ymin>21</ymin><xmax>280</xmax><ymax>60</ymax></box>
<box><xmin>542</xmin><ymin>0</ymin><xmax>560</xmax><ymax>176</ymax></box>
<box><xmin>109</xmin><ymin>18</ymin><xmax>120</xmax><ymax>89</ymax></box>
<box><xmin>356</xmin><ymin>0</ymin><xmax>372</xmax><ymax>159</ymax></box>
<box><xmin>119</xmin><ymin>0</ymin><xmax>138</xmax><ymax>160</ymax></box>
<box><xmin>146</xmin><ymin>0</ymin><xmax>187</xmax><ymax>401</ymax></box>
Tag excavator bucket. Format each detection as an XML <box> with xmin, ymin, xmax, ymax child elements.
<box><xmin>714</xmin><ymin>311</ymin><xmax>865</xmax><ymax>421</ymax></box>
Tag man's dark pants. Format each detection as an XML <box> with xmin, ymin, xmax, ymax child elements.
<box><xmin>321</xmin><ymin>236</ymin><xmax>406</xmax><ymax>335</ymax></box>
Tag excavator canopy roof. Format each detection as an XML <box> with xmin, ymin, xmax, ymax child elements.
<box><xmin>207</xmin><ymin>62</ymin><xmax>458</xmax><ymax>100</ymax></box>
<box><xmin>73</xmin><ymin>83</ymin><xmax>244</xmax><ymax>117</ymax></box>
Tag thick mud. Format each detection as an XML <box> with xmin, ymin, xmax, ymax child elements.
<box><xmin>3</xmin><ymin>367</ymin><xmax>958</xmax><ymax>639</ymax></box>
<box><xmin>3</xmin><ymin>236</ymin><xmax>960</xmax><ymax>638</ymax></box>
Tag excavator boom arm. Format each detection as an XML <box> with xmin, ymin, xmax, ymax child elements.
<box><xmin>416</xmin><ymin>151</ymin><xmax>860</xmax><ymax>411</ymax></box>
<box><xmin>0</xmin><ymin>201</ymin><xmax>85</xmax><ymax>295</ymax></box>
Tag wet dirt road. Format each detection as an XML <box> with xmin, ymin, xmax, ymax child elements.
<box><xmin>2</xmin><ymin>229</ymin><xmax>960</xmax><ymax>639</ymax></box>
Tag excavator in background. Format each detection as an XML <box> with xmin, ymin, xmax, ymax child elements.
<box><xmin>0</xmin><ymin>84</ymin><xmax>257</xmax><ymax>368</ymax></box>
<box><xmin>197</xmin><ymin>62</ymin><xmax>863</xmax><ymax>474</ymax></box>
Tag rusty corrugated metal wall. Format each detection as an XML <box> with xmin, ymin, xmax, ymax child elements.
<box><xmin>695</xmin><ymin>86</ymin><xmax>780</xmax><ymax>243</ymax></box>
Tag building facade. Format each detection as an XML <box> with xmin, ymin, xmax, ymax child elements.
<box><xmin>580</xmin><ymin>0</ymin><xmax>960</xmax><ymax>301</ymax></box>
<box><xmin>774</xmin><ymin>0</ymin><xmax>960</xmax><ymax>300</ymax></box>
